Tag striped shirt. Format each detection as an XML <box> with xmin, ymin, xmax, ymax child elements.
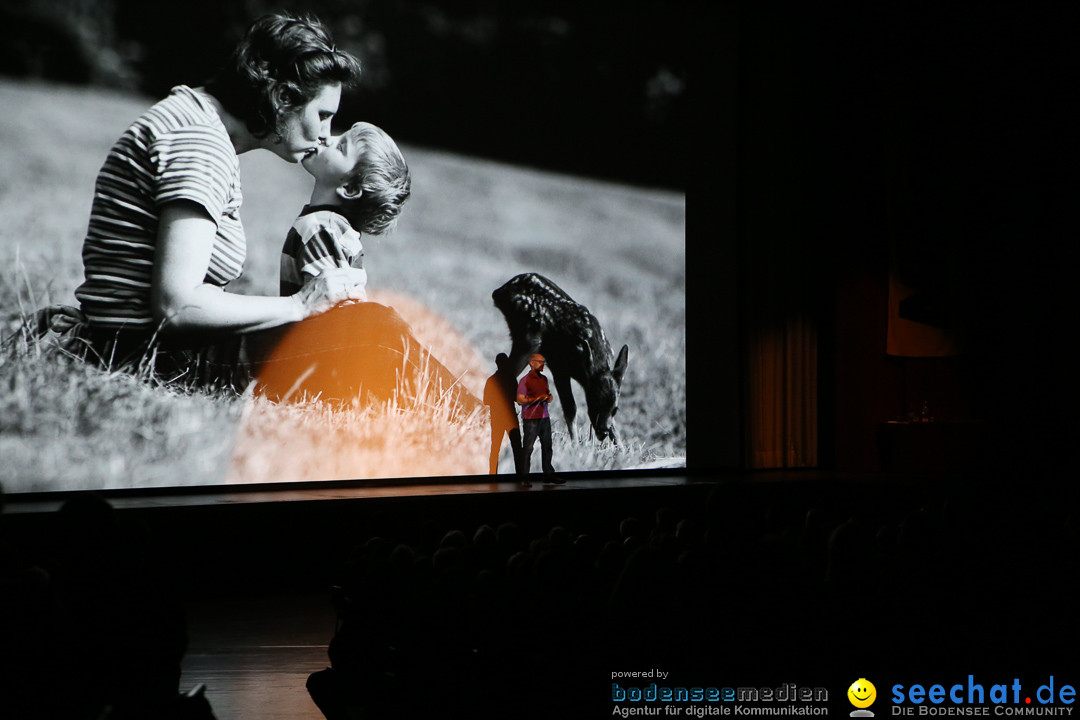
<box><xmin>75</xmin><ymin>85</ymin><xmax>245</xmax><ymax>329</ymax></box>
<box><xmin>279</xmin><ymin>205</ymin><xmax>363</xmax><ymax>296</ymax></box>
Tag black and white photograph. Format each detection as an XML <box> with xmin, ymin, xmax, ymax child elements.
<box><xmin>0</xmin><ymin>0</ymin><xmax>688</xmax><ymax>490</ymax></box>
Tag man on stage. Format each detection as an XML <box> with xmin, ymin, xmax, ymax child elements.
<box><xmin>516</xmin><ymin>353</ymin><xmax>562</xmax><ymax>483</ymax></box>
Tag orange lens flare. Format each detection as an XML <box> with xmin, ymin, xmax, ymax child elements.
<box><xmin>227</xmin><ymin>291</ymin><xmax>488</xmax><ymax>482</ymax></box>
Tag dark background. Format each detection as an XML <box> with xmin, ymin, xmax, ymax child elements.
<box><xmin>0</xmin><ymin>0</ymin><xmax>691</xmax><ymax>190</ymax></box>
<box><xmin>722</xmin><ymin>1</ymin><xmax>1079</xmax><ymax>479</ymax></box>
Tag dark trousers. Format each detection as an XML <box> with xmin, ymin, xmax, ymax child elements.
<box><xmin>521</xmin><ymin>417</ymin><xmax>554</xmax><ymax>475</ymax></box>
<box><xmin>251</xmin><ymin>302</ymin><xmax>480</xmax><ymax>414</ymax></box>
<box><xmin>78</xmin><ymin>303</ymin><xmax>482</xmax><ymax>416</ymax></box>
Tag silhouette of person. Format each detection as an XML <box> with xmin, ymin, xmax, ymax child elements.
<box><xmin>517</xmin><ymin>353</ymin><xmax>562</xmax><ymax>482</ymax></box>
<box><xmin>483</xmin><ymin>353</ymin><xmax>524</xmax><ymax>475</ymax></box>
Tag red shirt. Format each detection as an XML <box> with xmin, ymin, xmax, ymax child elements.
<box><xmin>517</xmin><ymin>370</ymin><xmax>550</xmax><ymax>420</ymax></box>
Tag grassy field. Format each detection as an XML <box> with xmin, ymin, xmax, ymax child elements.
<box><xmin>0</xmin><ymin>78</ymin><xmax>685</xmax><ymax>492</ymax></box>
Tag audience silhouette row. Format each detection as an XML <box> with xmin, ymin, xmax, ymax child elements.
<box><xmin>3</xmin><ymin>481</ymin><xmax>1076</xmax><ymax>720</ymax></box>
<box><xmin>306</xmin><ymin>481</ymin><xmax>1079</xmax><ymax>719</ymax></box>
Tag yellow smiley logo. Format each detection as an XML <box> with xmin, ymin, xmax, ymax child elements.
<box><xmin>848</xmin><ymin>679</ymin><xmax>877</xmax><ymax>709</ymax></box>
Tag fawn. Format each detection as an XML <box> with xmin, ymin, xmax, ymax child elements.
<box><xmin>492</xmin><ymin>273</ymin><xmax>629</xmax><ymax>443</ymax></box>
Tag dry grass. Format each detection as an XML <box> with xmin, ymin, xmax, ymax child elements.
<box><xmin>0</xmin><ymin>336</ymin><xmax>240</xmax><ymax>492</ymax></box>
<box><xmin>227</xmin><ymin>330</ymin><xmax>490</xmax><ymax>483</ymax></box>
<box><xmin>227</xmin><ymin>395</ymin><xmax>489</xmax><ymax>483</ymax></box>
<box><xmin>0</xmin><ymin>78</ymin><xmax>685</xmax><ymax>493</ymax></box>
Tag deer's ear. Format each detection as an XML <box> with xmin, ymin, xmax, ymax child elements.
<box><xmin>612</xmin><ymin>344</ymin><xmax>629</xmax><ymax>385</ymax></box>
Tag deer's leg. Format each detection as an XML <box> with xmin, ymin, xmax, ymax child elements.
<box><xmin>552</xmin><ymin>369</ymin><xmax>578</xmax><ymax>442</ymax></box>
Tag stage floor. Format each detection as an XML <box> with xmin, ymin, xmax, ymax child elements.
<box><xmin>2</xmin><ymin>471</ymin><xmax>696</xmax><ymax>514</ymax></box>
<box><xmin>182</xmin><ymin>590</ymin><xmax>335</xmax><ymax>720</ymax></box>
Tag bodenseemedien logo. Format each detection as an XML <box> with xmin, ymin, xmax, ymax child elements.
<box><xmin>610</xmin><ymin>674</ymin><xmax>829</xmax><ymax>717</ymax></box>
<box><xmin>849</xmin><ymin>679</ymin><xmax>878</xmax><ymax>718</ymax></box>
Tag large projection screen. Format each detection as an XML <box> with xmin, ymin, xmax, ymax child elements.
<box><xmin>0</xmin><ymin>3</ymin><xmax>688</xmax><ymax>493</ymax></box>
